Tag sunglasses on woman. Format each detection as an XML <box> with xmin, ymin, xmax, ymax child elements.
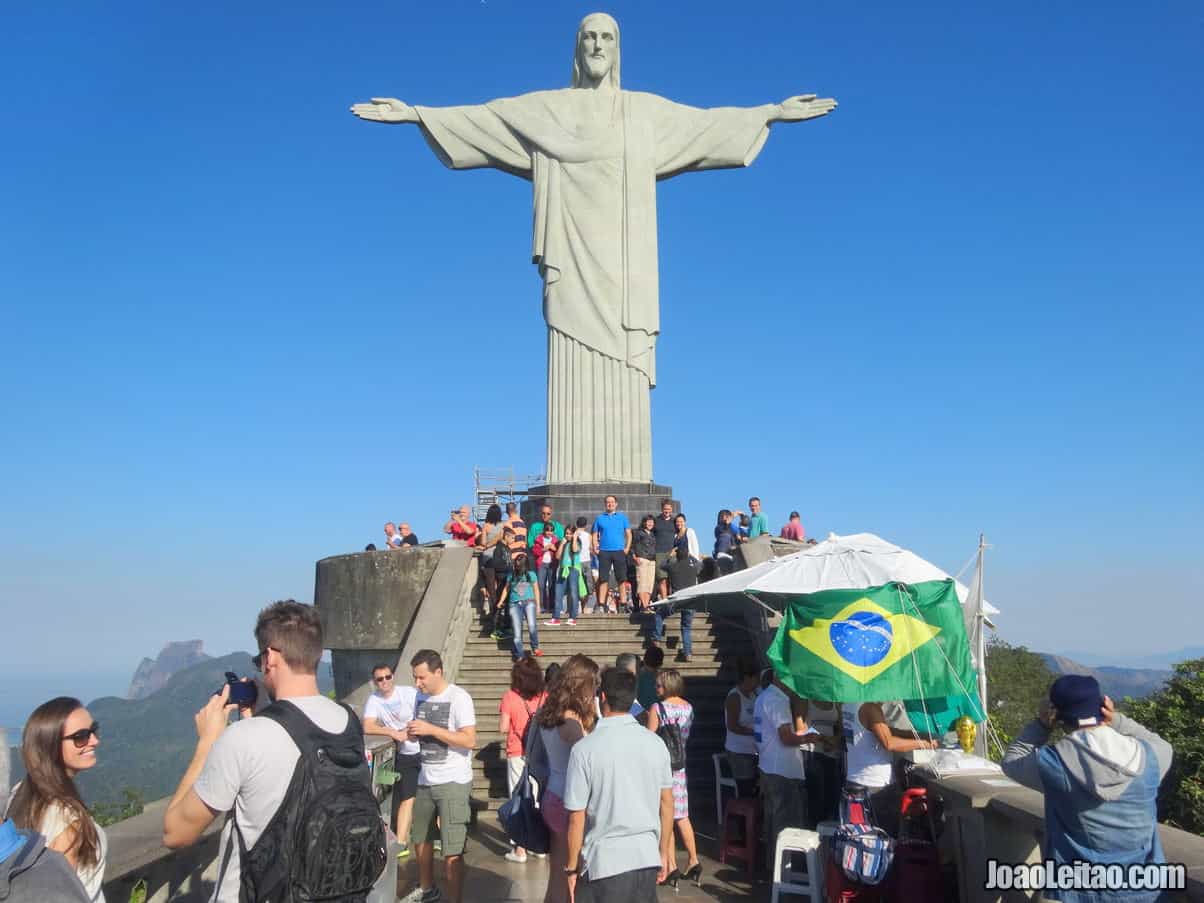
<box><xmin>63</xmin><ymin>723</ymin><xmax>100</xmax><ymax>748</ymax></box>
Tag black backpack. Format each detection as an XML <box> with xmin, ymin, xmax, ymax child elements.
<box><xmin>227</xmin><ymin>700</ymin><xmax>387</xmax><ymax>902</ymax></box>
<box><xmin>655</xmin><ymin>702</ymin><xmax>687</xmax><ymax>772</ymax></box>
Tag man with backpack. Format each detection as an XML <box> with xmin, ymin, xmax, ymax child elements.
<box><xmin>163</xmin><ymin>600</ymin><xmax>386</xmax><ymax>902</ymax></box>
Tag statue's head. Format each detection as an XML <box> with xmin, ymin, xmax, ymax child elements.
<box><xmin>571</xmin><ymin>12</ymin><xmax>620</xmax><ymax>89</ymax></box>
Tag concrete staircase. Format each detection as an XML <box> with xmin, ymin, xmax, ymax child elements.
<box><xmin>455</xmin><ymin>601</ymin><xmax>758</xmax><ymax>812</ymax></box>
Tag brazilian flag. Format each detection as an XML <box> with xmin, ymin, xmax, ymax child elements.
<box><xmin>764</xmin><ymin>580</ymin><xmax>983</xmax><ymax>726</ymax></box>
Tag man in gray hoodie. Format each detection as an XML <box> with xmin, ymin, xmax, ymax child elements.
<box><xmin>1002</xmin><ymin>675</ymin><xmax>1174</xmax><ymax>903</ymax></box>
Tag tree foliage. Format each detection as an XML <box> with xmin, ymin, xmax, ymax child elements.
<box><xmin>91</xmin><ymin>787</ymin><xmax>145</xmax><ymax>827</ymax></box>
<box><xmin>1124</xmin><ymin>657</ymin><xmax>1204</xmax><ymax>836</ymax></box>
<box><xmin>984</xmin><ymin>636</ymin><xmax>1054</xmax><ymax>760</ymax></box>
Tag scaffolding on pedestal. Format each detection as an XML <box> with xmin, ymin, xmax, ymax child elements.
<box><xmin>472</xmin><ymin>467</ymin><xmax>543</xmax><ymax>522</ymax></box>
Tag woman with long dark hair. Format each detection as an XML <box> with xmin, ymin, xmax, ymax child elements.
<box><xmin>6</xmin><ymin>697</ymin><xmax>107</xmax><ymax>900</ymax></box>
<box><xmin>672</xmin><ymin>513</ymin><xmax>700</xmax><ymax>562</ymax></box>
<box><xmin>536</xmin><ymin>654</ymin><xmax>599</xmax><ymax>903</ymax></box>
<box><xmin>499</xmin><ymin>551</ymin><xmax>542</xmax><ymax>660</ymax></box>
<box><xmin>498</xmin><ymin>655</ymin><xmax>548</xmax><ymax>862</ymax></box>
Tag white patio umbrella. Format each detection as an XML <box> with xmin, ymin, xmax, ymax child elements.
<box><xmin>670</xmin><ymin>531</ymin><xmax>999</xmax><ymax>619</ymax></box>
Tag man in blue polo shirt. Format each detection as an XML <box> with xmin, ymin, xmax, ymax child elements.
<box><xmin>592</xmin><ymin>495</ymin><xmax>631</xmax><ymax>613</ymax></box>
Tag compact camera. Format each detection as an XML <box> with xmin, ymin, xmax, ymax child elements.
<box><xmin>214</xmin><ymin>671</ymin><xmax>259</xmax><ymax>708</ymax></box>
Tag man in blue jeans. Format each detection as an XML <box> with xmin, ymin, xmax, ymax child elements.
<box><xmin>653</xmin><ymin>546</ymin><xmax>699</xmax><ymax>660</ymax></box>
<box><xmin>592</xmin><ymin>495</ymin><xmax>631</xmax><ymax>613</ymax></box>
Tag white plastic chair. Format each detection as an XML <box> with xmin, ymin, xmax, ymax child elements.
<box><xmin>770</xmin><ymin>827</ymin><xmax>822</xmax><ymax>903</ymax></box>
<box><xmin>712</xmin><ymin>752</ymin><xmax>739</xmax><ymax>828</ymax></box>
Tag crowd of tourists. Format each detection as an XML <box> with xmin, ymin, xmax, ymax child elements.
<box><xmin>437</xmin><ymin>495</ymin><xmax>810</xmax><ymax>663</ymax></box>
<box><xmin>0</xmin><ymin>508</ymin><xmax>1180</xmax><ymax>903</ymax></box>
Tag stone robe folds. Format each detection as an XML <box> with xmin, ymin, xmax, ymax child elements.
<box><xmin>415</xmin><ymin>90</ymin><xmax>773</xmax><ymax>483</ymax></box>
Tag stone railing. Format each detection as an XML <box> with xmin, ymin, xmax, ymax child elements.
<box><xmin>318</xmin><ymin>543</ymin><xmax>477</xmax><ymax>707</ymax></box>
<box><xmin>101</xmin><ymin>797</ymin><xmax>221</xmax><ymax>903</ymax></box>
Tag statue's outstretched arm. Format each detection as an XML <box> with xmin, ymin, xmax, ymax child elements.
<box><xmin>769</xmin><ymin>94</ymin><xmax>838</xmax><ymax>123</ymax></box>
<box><xmin>350</xmin><ymin>97</ymin><xmax>420</xmax><ymax>124</ymax></box>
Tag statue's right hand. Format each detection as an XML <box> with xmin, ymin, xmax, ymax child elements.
<box><xmin>350</xmin><ymin>97</ymin><xmax>418</xmax><ymax>123</ymax></box>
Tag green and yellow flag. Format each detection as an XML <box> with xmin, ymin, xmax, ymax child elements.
<box><xmin>764</xmin><ymin>580</ymin><xmax>982</xmax><ymax>722</ymax></box>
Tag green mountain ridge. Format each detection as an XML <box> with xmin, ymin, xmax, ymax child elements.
<box><xmin>7</xmin><ymin>652</ymin><xmax>333</xmax><ymax>808</ymax></box>
<box><xmin>1038</xmin><ymin>653</ymin><xmax>1170</xmax><ymax>701</ymax></box>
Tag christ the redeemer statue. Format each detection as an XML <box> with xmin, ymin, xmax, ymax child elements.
<box><xmin>352</xmin><ymin>12</ymin><xmax>836</xmax><ymax>485</ymax></box>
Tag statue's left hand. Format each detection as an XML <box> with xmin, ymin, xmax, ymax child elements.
<box><xmin>774</xmin><ymin>94</ymin><xmax>838</xmax><ymax>122</ymax></box>
<box><xmin>349</xmin><ymin>97</ymin><xmax>419</xmax><ymax>124</ymax></box>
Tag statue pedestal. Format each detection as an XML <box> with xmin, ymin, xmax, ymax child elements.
<box><xmin>521</xmin><ymin>482</ymin><xmax>678</xmax><ymax>530</ymax></box>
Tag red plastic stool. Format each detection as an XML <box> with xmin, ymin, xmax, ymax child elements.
<box><xmin>719</xmin><ymin>797</ymin><xmax>760</xmax><ymax>876</ymax></box>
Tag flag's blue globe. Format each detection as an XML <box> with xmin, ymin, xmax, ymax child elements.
<box><xmin>829</xmin><ymin>610</ymin><xmax>893</xmax><ymax>667</ymax></box>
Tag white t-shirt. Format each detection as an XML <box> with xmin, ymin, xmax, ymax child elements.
<box><xmin>413</xmin><ymin>684</ymin><xmax>475</xmax><ymax>786</ymax></box>
<box><xmin>363</xmin><ymin>685</ymin><xmax>420</xmax><ymax>755</ymax></box>
<box><xmin>753</xmin><ymin>684</ymin><xmax>805</xmax><ymax>780</ymax></box>
<box><xmin>194</xmin><ymin>695</ymin><xmax>350</xmax><ymax>903</ymax></box>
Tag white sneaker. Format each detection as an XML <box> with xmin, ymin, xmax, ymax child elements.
<box><xmin>400</xmin><ymin>886</ymin><xmax>443</xmax><ymax>903</ymax></box>
<box><xmin>505</xmin><ymin>850</ymin><xmax>528</xmax><ymax>863</ymax></box>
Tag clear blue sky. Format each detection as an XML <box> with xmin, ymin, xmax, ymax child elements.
<box><xmin>2</xmin><ymin>1</ymin><xmax>1202</xmax><ymax>709</ymax></box>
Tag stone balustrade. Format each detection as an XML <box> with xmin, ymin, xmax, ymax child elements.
<box><xmin>101</xmin><ymin>757</ymin><xmax>1204</xmax><ymax>901</ymax></box>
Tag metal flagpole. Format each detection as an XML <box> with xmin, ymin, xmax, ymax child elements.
<box><xmin>972</xmin><ymin>533</ymin><xmax>989</xmax><ymax>756</ymax></box>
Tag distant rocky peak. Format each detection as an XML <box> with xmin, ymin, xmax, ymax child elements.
<box><xmin>127</xmin><ymin>641</ymin><xmax>211</xmax><ymax>700</ymax></box>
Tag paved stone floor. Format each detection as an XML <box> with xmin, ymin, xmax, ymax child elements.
<box><xmin>398</xmin><ymin>818</ymin><xmax>775</xmax><ymax>902</ymax></box>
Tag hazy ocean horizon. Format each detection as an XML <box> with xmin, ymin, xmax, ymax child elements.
<box><xmin>0</xmin><ymin>670</ymin><xmax>132</xmax><ymax>734</ymax></box>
